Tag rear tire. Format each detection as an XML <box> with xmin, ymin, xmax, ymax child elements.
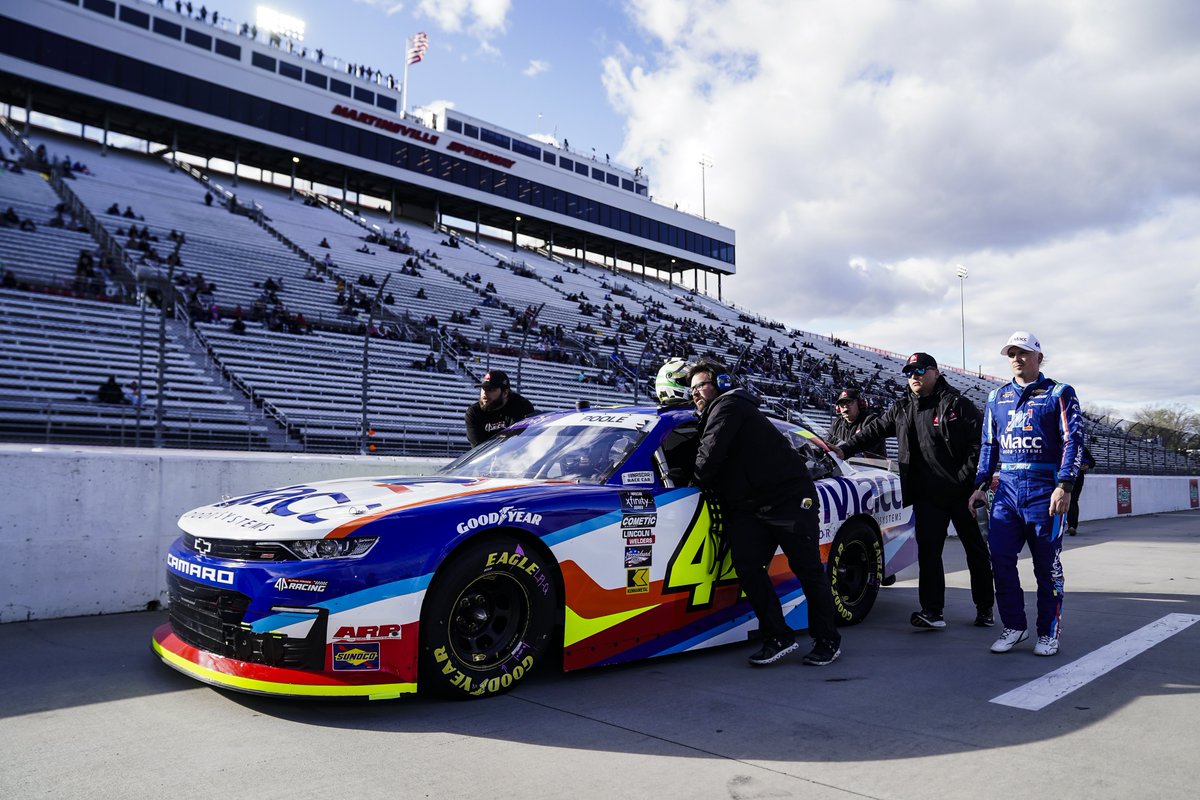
<box><xmin>828</xmin><ymin>520</ymin><xmax>883</xmax><ymax>625</ymax></box>
<box><xmin>420</xmin><ymin>536</ymin><xmax>558</xmax><ymax>699</ymax></box>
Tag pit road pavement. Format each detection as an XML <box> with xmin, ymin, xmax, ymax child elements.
<box><xmin>1</xmin><ymin>510</ymin><xmax>1197</xmax><ymax>799</ymax></box>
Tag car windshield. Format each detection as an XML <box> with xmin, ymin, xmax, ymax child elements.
<box><xmin>442</xmin><ymin>421</ymin><xmax>649</xmax><ymax>483</ymax></box>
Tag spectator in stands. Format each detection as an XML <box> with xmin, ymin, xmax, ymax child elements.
<box><xmin>230</xmin><ymin>317</ymin><xmax>247</xmax><ymax>335</ymax></box>
<box><xmin>122</xmin><ymin>205</ymin><xmax>137</xmax><ymax>219</ymax></box>
<box><xmin>1066</xmin><ymin>444</ymin><xmax>1096</xmax><ymax>536</ymax></box>
<box><xmin>96</xmin><ymin>376</ymin><xmax>127</xmax><ymax>405</ymax></box>
<box><xmin>319</xmin><ymin>237</ymin><xmax>331</xmax><ymax>248</ymax></box>
<box><xmin>125</xmin><ymin>381</ymin><xmax>146</xmax><ymax>409</ymax></box>
<box><xmin>826</xmin><ymin>389</ymin><xmax>886</xmax><ymax>458</ymax></box>
<box><xmin>464</xmin><ymin>369</ymin><xmax>536</xmax><ymax>446</ymax></box>
<box><xmin>106</xmin><ymin>202</ymin><xmax>120</xmax><ymax>215</ymax></box>
<box><xmin>204</xmin><ymin>191</ymin><xmax>213</xmax><ymax>207</ymax></box>
<box><xmin>415</xmin><ymin>287</ymin><xmax>427</xmax><ymax>300</ymax></box>
<box><xmin>832</xmin><ymin>353</ymin><xmax>994</xmax><ymax>631</ymax></box>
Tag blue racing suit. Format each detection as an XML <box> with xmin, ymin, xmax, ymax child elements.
<box><xmin>975</xmin><ymin>374</ymin><xmax>1086</xmax><ymax>638</ymax></box>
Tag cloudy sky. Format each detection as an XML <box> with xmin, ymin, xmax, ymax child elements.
<box><xmin>214</xmin><ymin>0</ymin><xmax>1200</xmax><ymax>417</ymax></box>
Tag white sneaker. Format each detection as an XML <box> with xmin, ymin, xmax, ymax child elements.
<box><xmin>1033</xmin><ymin>635</ymin><xmax>1059</xmax><ymax>656</ymax></box>
<box><xmin>990</xmin><ymin>628</ymin><xmax>1029</xmax><ymax>653</ymax></box>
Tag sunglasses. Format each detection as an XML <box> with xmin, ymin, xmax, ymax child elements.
<box><xmin>905</xmin><ymin>367</ymin><xmax>930</xmax><ymax>377</ymax></box>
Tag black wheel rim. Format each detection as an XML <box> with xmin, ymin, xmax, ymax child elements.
<box><xmin>835</xmin><ymin>539</ymin><xmax>871</xmax><ymax>606</ymax></box>
<box><xmin>447</xmin><ymin>573</ymin><xmax>530</xmax><ymax>669</ymax></box>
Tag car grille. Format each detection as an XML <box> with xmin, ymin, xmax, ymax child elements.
<box><xmin>167</xmin><ymin>573</ymin><xmax>326</xmax><ymax>669</ymax></box>
<box><xmin>182</xmin><ymin>533</ymin><xmax>295</xmax><ymax>561</ymax></box>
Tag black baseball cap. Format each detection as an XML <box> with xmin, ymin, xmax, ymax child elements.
<box><xmin>902</xmin><ymin>352</ymin><xmax>938</xmax><ymax>373</ymax></box>
<box><xmin>835</xmin><ymin>389</ymin><xmax>861</xmax><ymax>405</ymax></box>
<box><xmin>480</xmin><ymin>370</ymin><xmax>510</xmax><ymax>390</ymax></box>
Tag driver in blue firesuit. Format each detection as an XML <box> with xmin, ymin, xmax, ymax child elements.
<box><xmin>970</xmin><ymin>331</ymin><xmax>1086</xmax><ymax>657</ymax></box>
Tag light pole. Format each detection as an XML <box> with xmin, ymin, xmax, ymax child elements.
<box><xmin>698</xmin><ymin>155</ymin><xmax>713</xmax><ymax>220</ymax></box>
<box><xmin>956</xmin><ymin>263</ymin><xmax>968</xmax><ymax>371</ymax></box>
<box><xmin>512</xmin><ymin>215</ymin><xmax>520</xmax><ymax>252</ymax></box>
<box><xmin>289</xmin><ymin>156</ymin><xmax>298</xmax><ymax>200</ymax></box>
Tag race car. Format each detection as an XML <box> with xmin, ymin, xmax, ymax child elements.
<box><xmin>152</xmin><ymin>405</ymin><xmax>915</xmax><ymax>700</ymax></box>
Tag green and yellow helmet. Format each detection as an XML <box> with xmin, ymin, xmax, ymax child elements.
<box><xmin>655</xmin><ymin>357</ymin><xmax>695</xmax><ymax>405</ymax></box>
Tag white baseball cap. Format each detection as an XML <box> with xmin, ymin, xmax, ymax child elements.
<box><xmin>1001</xmin><ymin>331</ymin><xmax>1042</xmax><ymax>355</ymax></box>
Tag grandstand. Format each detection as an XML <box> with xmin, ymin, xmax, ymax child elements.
<box><xmin>0</xmin><ymin>0</ymin><xmax>1194</xmax><ymax>475</ymax></box>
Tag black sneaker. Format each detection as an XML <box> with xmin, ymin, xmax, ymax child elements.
<box><xmin>748</xmin><ymin>636</ymin><xmax>799</xmax><ymax>666</ymax></box>
<box><xmin>802</xmin><ymin>639</ymin><xmax>842</xmax><ymax>666</ymax></box>
<box><xmin>974</xmin><ymin>610</ymin><xmax>995</xmax><ymax>627</ymax></box>
<box><xmin>911</xmin><ymin>609</ymin><xmax>946</xmax><ymax>629</ymax></box>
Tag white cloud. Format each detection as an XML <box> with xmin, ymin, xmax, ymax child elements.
<box><xmin>605</xmin><ymin>0</ymin><xmax>1200</xmax><ymax>414</ymax></box>
<box><xmin>352</xmin><ymin>0</ymin><xmax>405</xmax><ymax>16</ymax></box>
<box><xmin>523</xmin><ymin>59</ymin><xmax>550</xmax><ymax>78</ymax></box>
<box><xmin>414</xmin><ymin>0</ymin><xmax>511</xmax><ymax>38</ymax></box>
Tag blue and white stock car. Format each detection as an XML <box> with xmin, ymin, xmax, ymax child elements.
<box><xmin>152</xmin><ymin>405</ymin><xmax>915</xmax><ymax>699</ymax></box>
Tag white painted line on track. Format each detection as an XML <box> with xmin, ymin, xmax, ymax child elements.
<box><xmin>990</xmin><ymin>613</ymin><xmax>1200</xmax><ymax>711</ymax></box>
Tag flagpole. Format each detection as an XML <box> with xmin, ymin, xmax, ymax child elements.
<box><xmin>401</xmin><ymin>36</ymin><xmax>410</xmax><ymax>119</ymax></box>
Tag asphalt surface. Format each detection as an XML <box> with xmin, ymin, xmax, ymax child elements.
<box><xmin>1</xmin><ymin>510</ymin><xmax>1197</xmax><ymax>800</ymax></box>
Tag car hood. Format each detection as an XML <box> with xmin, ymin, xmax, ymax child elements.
<box><xmin>177</xmin><ymin>475</ymin><xmax>562</xmax><ymax>540</ymax></box>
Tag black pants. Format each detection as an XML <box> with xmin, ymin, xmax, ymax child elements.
<box><xmin>912</xmin><ymin>494</ymin><xmax>994</xmax><ymax>614</ymax></box>
<box><xmin>1067</xmin><ymin>471</ymin><xmax>1086</xmax><ymax>529</ymax></box>
<box><xmin>724</xmin><ymin>495</ymin><xmax>839</xmax><ymax>644</ymax></box>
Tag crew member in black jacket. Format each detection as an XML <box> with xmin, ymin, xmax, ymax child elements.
<box><xmin>689</xmin><ymin>361</ymin><xmax>842</xmax><ymax>667</ymax></box>
<box><xmin>831</xmin><ymin>353</ymin><xmax>994</xmax><ymax>630</ymax></box>
<box><xmin>464</xmin><ymin>369</ymin><xmax>536</xmax><ymax>446</ymax></box>
<box><xmin>826</xmin><ymin>388</ymin><xmax>886</xmax><ymax>458</ymax></box>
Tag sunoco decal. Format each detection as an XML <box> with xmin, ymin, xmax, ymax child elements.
<box><xmin>332</xmin><ymin>642</ymin><xmax>381</xmax><ymax>670</ymax></box>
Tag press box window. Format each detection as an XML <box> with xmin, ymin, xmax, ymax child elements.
<box><xmin>376</xmin><ymin>95</ymin><xmax>397</xmax><ymax>112</ymax></box>
<box><xmin>330</xmin><ymin>79</ymin><xmax>351</xmax><ymax>97</ymax></box>
<box><xmin>251</xmin><ymin>52</ymin><xmax>276</xmax><ymax>71</ymax></box>
<box><xmin>152</xmin><ymin>18</ymin><xmax>182</xmax><ymax>39</ymax></box>
<box><xmin>82</xmin><ymin>0</ymin><xmax>116</xmax><ymax>17</ymax></box>
<box><xmin>184</xmin><ymin>29</ymin><xmax>212</xmax><ymax>50</ymax></box>
<box><xmin>118</xmin><ymin>6</ymin><xmax>150</xmax><ymax>28</ymax></box>
<box><xmin>304</xmin><ymin>70</ymin><xmax>327</xmax><ymax>89</ymax></box>
<box><xmin>279</xmin><ymin>61</ymin><xmax>302</xmax><ymax>81</ymax></box>
<box><xmin>446</xmin><ymin>118</ymin><xmax>463</xmax><ymax>133</ymax></box>
<box><xmin>214</xmin><ymin>39</ymin><xmax>241</xmax><ymax>60</ymax></box>
<box><xmin>353</xmin><ymin>86</ymin><xmax>374</xmax><ymax>104</ymax></box>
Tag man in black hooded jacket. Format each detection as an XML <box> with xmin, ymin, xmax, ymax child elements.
<box><xmin>832</xmin><ymin>353</ymin><xmax>994</xmax><ymax>631</ymax></box>
<box><xmin>689</xmin><ymin>361</ymin><xmax>842</xmax><ymax>667</ymax></box>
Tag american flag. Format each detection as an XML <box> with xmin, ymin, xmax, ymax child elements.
<box><xmin>406</xmin><ymin>32</ymin><xmax>429</xmax><ymax>66</ymax></box>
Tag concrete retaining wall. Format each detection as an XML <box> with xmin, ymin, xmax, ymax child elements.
<box><xmin>1</xmin><ymin>445</ymin><xmax>1196</xmax><ymax>622</ymax></box>
<box><xmin>0</xmin><ymin>445</ymin><xmax>448</xmax><ymax>623</ymax></box>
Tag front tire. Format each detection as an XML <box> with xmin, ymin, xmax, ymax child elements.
<box><xmin>828</xmin><ymin>520</ymin><xmax>883</xmax><ymax>625</ymax></box>
<box><xmin>420</xmin><ymin>536</ymin><xmax>558</xmax><ymax>699</ymax></box>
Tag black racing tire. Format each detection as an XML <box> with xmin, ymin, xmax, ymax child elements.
<box><xmin>420</xmin><ymin>535</ymin><xmax>558</xmax><ymax>699</ymax></box>
<box><xmin>828</xmin><ymin>519</ymin><xmax>883</xmax><ymax>625</ymax></box>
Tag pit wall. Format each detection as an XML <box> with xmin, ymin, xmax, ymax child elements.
<box><xmin>1</xmin><ymin>446</ymin><xmax>1196</xmax><ymax>623</ymax></box>
<box><xmin>0</xmin><ymin>445</ymin><xmax>449</xmax><ymax>623</ymax></box>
